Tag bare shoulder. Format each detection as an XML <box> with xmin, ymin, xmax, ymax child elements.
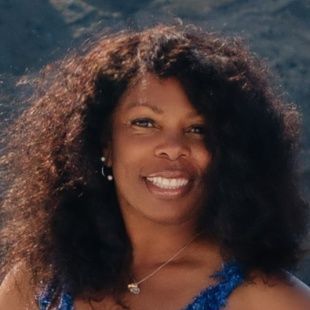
<box><xmin>0</xmin><ymin>264</ymin><xmax>38</xmax><ymax>309</ymax></box>
<box><xmin>227</xmin><ymin>270</ymin><xmax>310</xmax><ymax>310</ymax></box>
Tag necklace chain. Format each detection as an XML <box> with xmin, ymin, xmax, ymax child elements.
<box><xmin>128</xmin><ymin>232</ymin><xmax>202</xmax><ymax>294</ymax></box>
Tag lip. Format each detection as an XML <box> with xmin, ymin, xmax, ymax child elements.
<box><xmin>144</xmin><ymin>170</ymin><xmax>193</xmax><ymax>180</ymax></box>
<box><xmin>142</xmin><ymin>172</ymin><xmax>193</xmax><ymax>200</ymax></box>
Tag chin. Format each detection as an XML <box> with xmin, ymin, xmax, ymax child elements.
<box><xmin>138</xmin><ymin>206</ymin><xmax>199</xmax><ymax>226</ymax></box>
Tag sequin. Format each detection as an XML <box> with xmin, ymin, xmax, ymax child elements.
<box><xmin>38</xmin><ymin>261</ymin><xmax>244</xmax><ymax>310</ymax></box>
<box><xmin>183</xmin><ymin>261</ymin><xmax>244</xmax><ymax>310</ymax></box>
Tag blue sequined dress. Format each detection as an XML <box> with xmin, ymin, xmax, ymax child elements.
<box><xmin>38</xmin><ymin>261</ymin><xmax>244</xmax><ymax>310</ymax></box>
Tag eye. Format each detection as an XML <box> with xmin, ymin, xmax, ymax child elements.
<box><xmin>187</xmin><ymin>125</ymin><xmax>205</xmax><ymax>135</ymax></box>
<box><xmin>130</xmin><ymin>118</ymin><xmax>155</xmax><ymax>128</ymax></box>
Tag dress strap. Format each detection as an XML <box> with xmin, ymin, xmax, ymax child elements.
<box><xmin>38</xmin><ymin>285</ymin><xmax>74</xmax><ymax>310</ymax></box>
<box><xmin>184</xmin><ymin>261</ymin><xmax>244</xmax><ymax>310</ymax></box>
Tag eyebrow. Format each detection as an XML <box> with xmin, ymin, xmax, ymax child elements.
<box><xmin>127</xmin><ymin>101</ymin><xmax>164</xmax><ymax>114</ymax></box>
<box><xmin>127</xmin><ymin>101</ymin><xmax>203</xmax><ymax>119</ymax></box>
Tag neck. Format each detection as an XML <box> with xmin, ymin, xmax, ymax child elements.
<box><xmin>121</xmin><ymin>208</ymin><xmax>203</xmax><ymax>267</ymax></box>
<box><xmin>120</xmin><ymin>206</ymin><xmax>223</xmax><ymax>294</ymax></box>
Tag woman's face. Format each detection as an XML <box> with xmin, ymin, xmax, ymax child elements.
<box><xmin>105</xmin><ymin>74</ymin><xmax>212</xmax><ymax>226</ymax></box>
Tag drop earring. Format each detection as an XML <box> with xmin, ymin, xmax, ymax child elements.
<box><xmin>100</xmin><ymin>156</ymin><xmax>113</xmax><ymax>181</ymax></box>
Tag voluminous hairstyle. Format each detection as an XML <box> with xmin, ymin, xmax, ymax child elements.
<box><xmin>0</xmin><ymin>24</ymin><xmax>308</xmax><ymax>305</ymax></box>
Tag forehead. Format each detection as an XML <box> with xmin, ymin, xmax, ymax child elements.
<box><xmin>116</xmin><ymin>74</ymin><xmax>202</xmax><ymax>118</ymax></box>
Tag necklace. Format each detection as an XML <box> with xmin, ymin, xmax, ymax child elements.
<box><xmin>127</xmin><ymin>232</ymin><xmax>202</xmax><ymax>295</ymax></box>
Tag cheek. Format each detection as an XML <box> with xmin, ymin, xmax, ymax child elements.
<box><xmin>193</xmin><ymin>143</ymin><xmax>212</xmax><ymax>172</ymax></box>
<box><xmin>111</xmin><ymin>131</ymin><xmax>152</xmax><ymax>177</ymax></box>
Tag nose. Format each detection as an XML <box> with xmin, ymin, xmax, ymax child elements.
<box><xmin>154</xmin><ymin>132</ymin><xmax>191</xmax><ymax>160</ymax></box>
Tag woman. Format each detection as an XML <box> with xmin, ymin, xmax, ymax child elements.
<box><xmin>0</xmin><ymin>24</ymin><xmax>309</xmax><ymax>309</ymax></box>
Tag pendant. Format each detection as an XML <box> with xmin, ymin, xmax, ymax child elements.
<box><xmin>128</xmin><ymin>282</ymin><xmax>140</xmax><ymax>294</ymax></box>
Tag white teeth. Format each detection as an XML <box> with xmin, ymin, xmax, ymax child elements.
<box><xmin>146</xmin><ymin>177</ymin><xmax>189</xmax><ymax>189</ymax></box>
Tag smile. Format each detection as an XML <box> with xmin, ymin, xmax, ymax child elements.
<box><xmin>146</xmin><ymin>177</ymin><xmax>189</xmax><ymax>189</ymax></box>
<box><xmin>143</xmin><ymin>175</ymin><xmax>193</xmax><ymax>200</ymax></box>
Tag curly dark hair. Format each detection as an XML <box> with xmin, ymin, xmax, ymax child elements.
<box><xmin>0</xmin><ymin>24</ymin><xmax>308</xmax><ymax>305</ymax></box>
